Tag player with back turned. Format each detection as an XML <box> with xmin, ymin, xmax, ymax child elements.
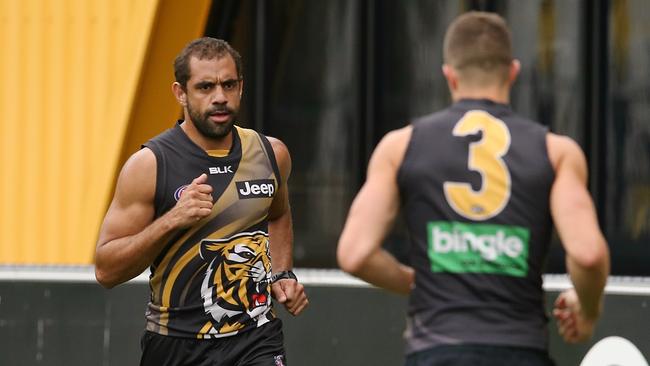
<box><xmin>337</xmin><ymin>11</ymin><xmax>610</xmax><ymax>366</ymax></box>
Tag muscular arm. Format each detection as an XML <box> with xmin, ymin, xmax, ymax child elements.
<box><xmin>267</xmin><ymin>137</ymin><xmax>293</xmax><ymax>272</ymax></box>
<box><xmin>548</xmin><ymin>133</ymin><xmax>610</xmax><ymax>341</ymax></box>
<box><xmin>267</xmin><ymin>137</ymin><xmax>308</xmax><ymax>315</ymax></box>
<box><xmin>337</xmin><ymin>127</ymin><xmax>415</xmax><ymax>295</ymax></box>
<box><xmin>95</xmin><ymin>148</ymin><xmax>213</xmax><ymax>288</ymax></box>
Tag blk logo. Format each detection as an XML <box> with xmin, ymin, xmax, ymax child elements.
<box><xmin>209</xmin><ymin>166</ymin><xmax>233</xmax><ymax>174</ymax></box>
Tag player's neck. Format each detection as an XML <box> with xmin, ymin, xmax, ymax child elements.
<box><xmin>450</xmin><ymin>85</ymin><xmax>511</xmax><ymax>105</ymax></box>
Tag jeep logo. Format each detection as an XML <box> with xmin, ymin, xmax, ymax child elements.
<box><xmin>236</xmin><ymin>179</ymin><xmax>275</xmax><ymax>199</ymax></box>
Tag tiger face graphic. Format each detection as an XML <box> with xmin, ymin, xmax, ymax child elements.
<box><xmin>199</xmin><ymin>231</ymin><xmax>272</xmax><ymax>335</ymax></box>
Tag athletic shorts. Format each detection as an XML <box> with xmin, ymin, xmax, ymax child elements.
<box><xmin>405</xmin><ymin>344</ymin><xmax>556</xmax><ymax>366</ymax></box>
<box><xmin>140</xmin><ymin>318</ymin><xmax>286</xmax><ymax>366</ymax></box>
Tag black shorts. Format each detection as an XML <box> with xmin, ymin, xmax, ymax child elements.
<box><xmin>140</xmin><ymin>319</ymin><xmax>286</xmax><ymax>366</ymax></box>
<box><xmin>405</xmin><ymin>344</ymin><xmax>556</xmax><ymax>366</ymax></box>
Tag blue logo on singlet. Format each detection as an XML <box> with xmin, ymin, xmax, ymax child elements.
<box><xmin>173</xmin><ymin>185</ymin><xmax>189</xmax><ymax>201</ymax></box>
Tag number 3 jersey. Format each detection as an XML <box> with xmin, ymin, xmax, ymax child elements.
<box><xmin>141</xmin><ymin>122</ymin><xmax>281</xmax><ymax>339</ymax></box>
<box><xmin>397</xmin><ymin>99</ymin><xmax>555</xmax><ymax>353</ymax></box>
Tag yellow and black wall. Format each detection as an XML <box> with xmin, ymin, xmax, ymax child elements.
<box><xmin>0</xmin><ymin>0</ymin><xmax>211</xmax><ymax>264</ymax></box>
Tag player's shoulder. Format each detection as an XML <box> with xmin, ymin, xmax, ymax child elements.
<box><xmin>259</xmin><ymin>134</ymin><xmax>291</xmax><ymax>180</ymax></box>
<box><xmin>123</xmin><ymin>147</ymin><xmax>156</xmax><ymax>173</ymax></box>
<box><xmin>116</xmin><ymin>148</ymin><xmax>157</xmax><ymax>189</ymax></box>
<box><xmin>265</xmin><ymin>136</ymin><xmax>288</xmax><ymax>153</ymax></box>
<box><xmin>370</xmin><ymin>125</ymin><xmax>413</xmax><ymax>169</ymax></box>
<box><xmin>547</xmin><ymin>132</ymin><xmax>583</xmax><ymax>156</ymax></box>
<box><xmin>112</xmin><ymin>148</ymin><xmax>157</xmax><ymax>202</ymax></box>
<box><xmin>377</xmin><ymin>125</ymin><xmax>413</xmax><ymax>152</ymax></box>
<box><xmin>546</xmin><ymin>132</ymin><xmax>586</xmax><ymax>171</ymax></box>
<box><xmin>260</xmin><ymin>135</ymin><xmax>289</xmax><ymax>165</ymax></box>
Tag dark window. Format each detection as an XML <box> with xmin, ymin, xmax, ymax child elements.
<box><xmin>263</xmin><ymin>1</ymin><xmax>363</xmax><ymax>267</ymax></box>
<box><xmin>205</xmin><ymin>0</ymin><xmax>650</xmax><ymax>274</ymax></box>
<box><xmin>604</xmin><ymin>0</ymin><xmax>650</xmax><ymax>274</ymax></box>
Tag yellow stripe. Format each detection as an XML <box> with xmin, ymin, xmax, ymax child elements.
<box><xmin>152</xmin><ymin>223</ymin><xmax>211</xmax><ymax>304</ymax></box>
<box><xmin>219</xmin><ymin>321</ymin><xmax>245</xmax><ymax>334</ymax></box>
<box><xmin>158</xmin><ymin>308</ymin><xmax>169</xmax><ymax>335</ymax></box>
<box><xmin>161</xmin><ymin>245</ymin><xmax>199</xmax><ymax>304</ymax></box>
<box><xmin>206</xmin><ymin>149</ymin><xmax>229</xmax><ymax>157</ymax></box>
<box><xmin>198</xmin><ymin>321</ymin><xmax>213</xmax><ymax>338</ymax></box>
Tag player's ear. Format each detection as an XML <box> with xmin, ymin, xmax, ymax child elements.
<box><xmin>508</xmin><ymin>59</ymin><xmax>521</xmax><ymax>85</ymax></box>
<box><xmin>442</xmin><ymin>64</ymin><xmax>458</xmax><ymax>91</ymax></box>
<box><xmin>172</xmin><ymin>82</ymin><xmax>187</xmax><ymax>106</ymax></box>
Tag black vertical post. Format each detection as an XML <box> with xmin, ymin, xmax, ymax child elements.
<box><xmin>359</xmin><ymin>0</ymin><xmax>376</xmax><ymax>186</ymax></box>
<box><xmin>254</xmin><ymin>0</ymin><xmax>266</xmax><ymax>133</ymax></box>
<box><xmin>584</xmin><ymin>0</ymin><xmax>609</xmax><ymax>229</ymax></box>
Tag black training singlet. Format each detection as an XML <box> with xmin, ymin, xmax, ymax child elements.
<box><xmin>142</xmin><ymin>122</ymin><xmax>281</xmax><ymax>339</ymax></box>
<box><xmin>397</xmin><ymin>99</ymin><xmax>555</xmax><ymax>353</ymax></box>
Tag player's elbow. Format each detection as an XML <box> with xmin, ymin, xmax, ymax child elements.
<box><xmin>337</xmin><ymin>254</ymin><xmax>360</xmax><ymax>275</ymax></box>
<box><xmin>337</xmin><ymin>241</ymin><xmax>367</xmax><ymax>276</ymax></box>
<box><xmin>570</xmin><ymin>239</ymin><xmax>610</xmax><ymax>273</ymax></box>
<box><xmin>577</xmin><ymin>251</ymin><xmax>608</xmax><ymax>272</ymax></box>
<box><xmin>95</xmin><ymin>266</ymin><xmax>118</xmax><ymax>289</ymax></box>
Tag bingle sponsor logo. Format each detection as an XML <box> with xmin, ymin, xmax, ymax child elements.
<box><xmin>427</xmin><ymin>221</ymin><xmax>530</xmax><ymax>277</ymax></box>
<box><xmin>236</xmin><ymin>179</ymin><xmax>275</xmax><ymax>199</ymax></box>
<box><xmin>431</xmin><ymin>226</ymin><xmax>524</xmax><ymax>261</ymax></box>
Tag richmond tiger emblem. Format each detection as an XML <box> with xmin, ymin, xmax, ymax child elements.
<box><xmin>199</xmin><ymin>231</ymin><xmax>272</xmax><ymax>336</ymax></box>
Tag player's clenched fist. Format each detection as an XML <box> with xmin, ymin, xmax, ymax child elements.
<box><xmin>553</xmin><ymin>288</ymin><xmax>597</xmax><ymax>344</ymax></box>
<box><xmin>271</xmin><ymin>280</ymin><xmax>309</xmax><ymax>316</ymax></box>
<box><xmin>166</xmin><ymin>173</ymin><xmax>214</xmax><ymax>228</ymax></box>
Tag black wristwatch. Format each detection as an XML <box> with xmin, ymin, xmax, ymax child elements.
<box><xmin>271</xmin><ymin>270</ymin><xmax>298</xmax><ymax>283</ymax></box>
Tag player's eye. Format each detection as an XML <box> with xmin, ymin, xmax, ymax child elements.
<box><xmin>221</xmin><ymin>79</ymin><xmax>239</xmax><ymax>91</ymax></box>
<box><xmin>197</xmin><ymin>82</ymin><xmax>214</xmax><ymax>91</ymax></box>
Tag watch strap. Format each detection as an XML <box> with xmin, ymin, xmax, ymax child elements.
<box><xmin>271</xmin><ymin>270</ymin><xmax>298</xmax><ymax>283</ymax></box>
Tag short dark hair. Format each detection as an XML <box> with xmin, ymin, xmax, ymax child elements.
<box><xmin>443</xmin><ymin>12</ymin><xmax>512</xmax><ymax>81</ymax></box>
<box><xmin>174</xmin><ymin>37</ymin><xmax>243</xmax><ymax>89</ymax></box>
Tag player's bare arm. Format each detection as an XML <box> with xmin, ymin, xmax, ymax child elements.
<box><xmin>547</xmin><ymin>133</ymin><xmax>610</xmax><ymax>343</ymax></box>
<box><xmin>337</xmin><ymin>126</ymin><xmax>415</xmax><ymax>295</ymax></box>
<box><xmin>95</xmin><ymin>148</ymin><xmax>214</xmax><ymax>288</ymax></box>
<box><xmin>267</xmin><ymin>137</ymin><xmax>308</xmax><ymax>316</ymax></box>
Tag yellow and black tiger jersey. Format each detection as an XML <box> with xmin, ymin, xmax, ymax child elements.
<box><xmin>142</xmin><ymin>122</ymin><xmax>281</xmax><ymax>339</ymax></box>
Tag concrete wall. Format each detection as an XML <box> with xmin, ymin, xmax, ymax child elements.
<box><xmin>0</xmin><ymin>269</ymin><xmax>648</xmax><ymax>365</ymax></box>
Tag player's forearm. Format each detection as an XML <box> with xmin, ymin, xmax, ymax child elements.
<box><xmin>566</xmin><ymin>244</ymin><xmax>610</xmax><ymax>319</ymax></box>
<box><xmin>346</xmin><ymin>249</ymin><xmax>414</xmax><ymax>295</ymax></box>
<box><xmin>95</xmin><ymin>215</ymin><xmax>177</xmax><ymax>288</ymax></box>
<box><xmin>268</xmin><ymin>209</ymin><xmax>294</xmax><ymax>272</ymax></box>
